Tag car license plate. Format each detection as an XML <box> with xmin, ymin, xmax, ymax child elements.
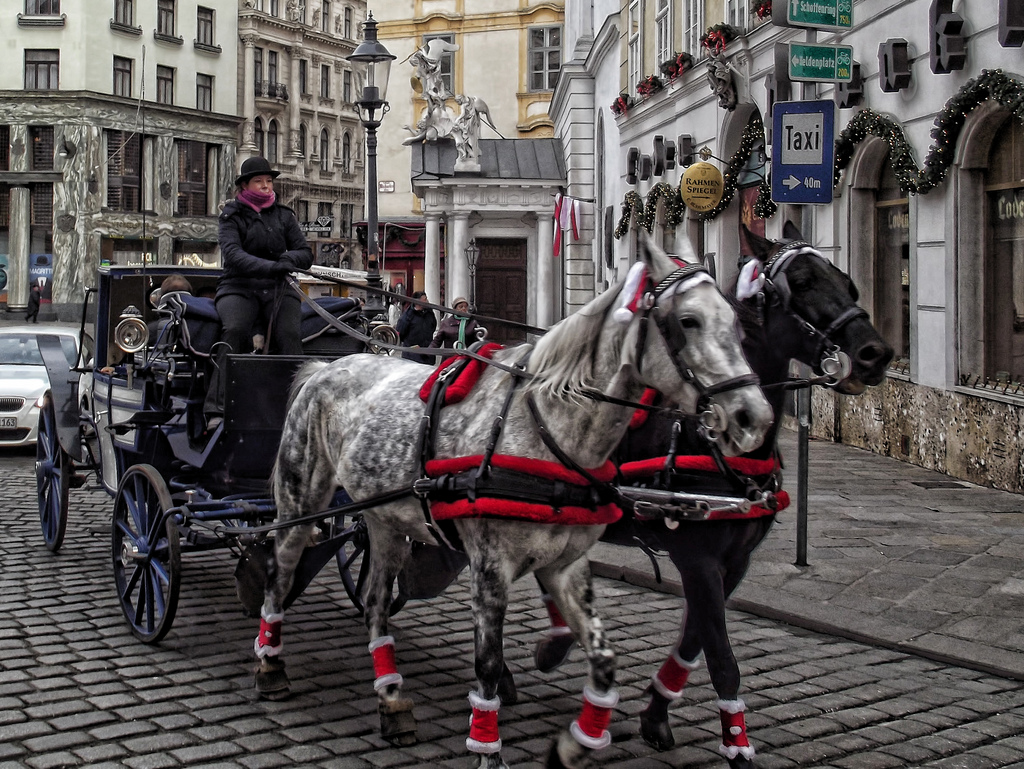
<box><xmin>0</xmin><ymin>417</ymin><xmax>16</xmax><ymax>428</ymax></box>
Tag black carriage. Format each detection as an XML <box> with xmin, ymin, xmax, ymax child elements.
<box><xmin>35</xmin><ymin>265</ymin><xmax>376</xmax><ymax>642</ymax></box>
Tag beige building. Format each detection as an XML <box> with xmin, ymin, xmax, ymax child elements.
<box><xmin>0</xmin><ymin>0</ymin><xmax>241</xmax><ymax>319</ymax></box>
<box><xmin>371</xmin><ymin>1</ymin><xmax>566</xmax><ymax>338</ymax></box>
<box><xmin>236</xmin><ymin>0</ymin><xmax>367</xmax><ymax>270</ymax></box>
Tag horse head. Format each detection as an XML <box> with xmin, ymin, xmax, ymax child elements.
<box><xmin>631</xmin><ymin>235</ymin><xmax>774</xmax><ymax>456</ymax></box>
<box><xmin>741</xmin><ymin>222</ymin><xmax>894</xmax><ymax>395</ymax></box>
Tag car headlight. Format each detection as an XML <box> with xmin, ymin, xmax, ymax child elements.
<box><xmin>35</xmin><ymin>393</ymin><xmax>48</xmax><ymax>408</ymax></box>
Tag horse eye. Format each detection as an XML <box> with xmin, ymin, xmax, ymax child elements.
<box><xmin>679</xmin><ymin>317</ymin><xmax>701</xmax><ymax>330</ymax></box>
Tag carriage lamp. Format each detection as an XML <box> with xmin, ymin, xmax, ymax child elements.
<box><xmin>115</xmin><ymin>305</ymin><xmax>149</xmax><ymax>354</ymax></box>
<box><xmin>465</xmin><ymin>239</ymin><xmax>480</xmax><ymax>312</ymax></box>
<box><xmin>348</xmin><ymin>12</ymin><xmax>396</xmax><ymax>326</ymax></box>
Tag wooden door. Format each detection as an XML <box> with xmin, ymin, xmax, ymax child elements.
<box><xmin>475</xmin><ymin>238</ymin><xmax>527</xmax><ymax>345</ymax></box>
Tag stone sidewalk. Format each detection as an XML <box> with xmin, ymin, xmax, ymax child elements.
<box><xmin>590</xmin><ymin>428</ymin><xmax>1024</xmax><ymax>682</ymax></box>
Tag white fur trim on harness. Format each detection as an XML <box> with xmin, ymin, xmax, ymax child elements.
<box><xmin>736</xmin><ymin>259</ymin><xmax>765</xmax><ymax>300</ymax></box>
<box><xmin>373</xmin><ymin>673</ymin><xmax>403</xmax><ymax>691</ymax></box>
<box><xmin>613</xmin><ymin>262</ymin><xmax>648</xmax><ymax>323</ymax></box>
<box><xmin>466</xmin><ymin>691</ymin><xmax>502</xmax><ymax>754</ymax></box>
<box><xmin>570</xmin><ymin>721</ymin><xmax>611</xmax><ymax>750</ymax></box>
<box><xmin>469</xmin><ymin>691</ymin><xmax>501</xmax><ymax>711</ymax></box>
<box><xmin>253</xmin><ymin>638</ymin><xmax>282</xmax><ymax>658</ymax></box>
<box><xmin>583</xmin><ymin>685</ymin><xmax>620</xmax><ymax>709</ymax></box>
<box><xmin>719</xmin><ymin>743</ymin><xmax>757</xmax><ymax>760</ymax></box>
<box><xmin>466</xmin><ymin>737</ymin><xmax>502</xmax><ymax>754</ymax></box>
<box><xmin>767</xmin><ymin>244</ymin><xmax>820</xmax><ymax>278</ymax></box>
<box><xmin>651</xmin><ymin>653</ymin><xmax>700</xmax><ymax>700</ymax></box>
<box><xmin>368</xmin><ymin>635</ymin><xmax>395</xmax><ymax>653</ymax></box>
<box><xmin>718</xmin><ymin>698</ymin><xmax>746</xmax><ymax>714</ymax></box>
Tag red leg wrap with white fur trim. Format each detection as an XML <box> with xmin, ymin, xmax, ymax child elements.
<box><xmin>569</xmin><ymin>687</ymin><xmax>619</xmax><ymax>750</ymax></box>
<box><xmin>652</xmin><ymin>652</ymin><xmax>699</xmax><ymax>700</ymax></box>
<box><xmin>254</xmin><ymin>612</ymin><xmax>283</xmax><ymax>658</ymax></box>
<box><xmin>466</xmin><ymin>692</ymin><xmax>501</xmax><ymax>754</ymax></box>
<box><xmin>718</xmin><ymin>699</ymin><xmax>755</xmax><ymax>760</ymax></box>
<box><xmin>369</xmin><ymin>636</ymin><xmax>403</xmax><ymax>691</ymax></box>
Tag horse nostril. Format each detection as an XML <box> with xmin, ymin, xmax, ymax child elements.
<box><xmin>734</xmin><ymin>408</ymin><xmax>751</xmax><ymax>431</ymax></box>
<box><xmin>857</xmin><ymin>342</ymin><xmax>893</xmax><ymax>368</ymax></box>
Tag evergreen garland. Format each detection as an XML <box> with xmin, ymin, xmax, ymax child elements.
<box><xmin>614</xmin><ymin>191</ymin><xmax>644</xmax><ymax>238</ymax></box>
<box><xmin>636</xmin><ymin>182</ymin><xmax>683</xmax><ymax>232</ymax></box>
<box><xmin>834</xmin><ymin>69</ymin><xmax>1024</xmax><ymax>194</ymax></box>
<box><xmin>697</xmin><ymin>114</ymin><xmax>774</xmax><ymax>222</ymax></box>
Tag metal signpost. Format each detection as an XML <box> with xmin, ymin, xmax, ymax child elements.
<box><xmin>773</xmin><ymin>0</ymin><xmax>853</xmax><ymax>30</ymax></box>
<box><xmin>787</xmin><ymin>42</ymin><xmax>854</xmax><ymax>82</ymax></box>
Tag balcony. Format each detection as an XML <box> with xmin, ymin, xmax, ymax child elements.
<box><xmin>254</xmin><ymin>80</ymin><xmax>288</xmax><ymax>101</ymax></box>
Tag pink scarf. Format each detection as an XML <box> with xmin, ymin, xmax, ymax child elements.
<box><xmin>237</xmin><ymin>188</ymin><xmax>276</xmax><ymax>212</ymax></box>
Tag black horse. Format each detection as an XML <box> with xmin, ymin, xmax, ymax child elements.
<box><xmin>535</xmin><ymin>222</ymin><xmax>894</xmax><ymax>768</ymax></box>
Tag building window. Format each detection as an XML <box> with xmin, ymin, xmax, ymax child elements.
<box><xmin>299</xmin><ymin>59</ymin><xmax>308</xmax><ymax>94</ymax></box>
<box><xmin>176</xmin><ymin>140</ymin><xmax>207</xmax><ymax>216</ymax></box>
<box><xmin>528</xmin><ymin>26</ymin><xmax>561</xmax><ymax>91</ymax></box>
<box><xmin>655</xmin><ymin>0</ymin><xmax>672</xmax><ymax>67</ymax></box>
<box><xmin>874</xmin><ymin>160</ymin><xmax>910</xmax><ymax>370</ymax></box>
<box><xmin>343</xmin><ymin>69</ymin><xmax>351</xmax><ymax>102</ymax></box>
<box><xmin>196</xmin><ymin>73</ymin><xmax>213</xmax><ymax>111</ymax></box>
<box><xmin>319</xmin><ymin>128</ymin><xmax>329</xmax><ymax>171</ymax></box>
<box><xmin>0</xmin><ymin>126</ymin><xmax>10</xmax><ymax>171</ymax></box>
<box><xmin>320</xmin><ymin>1</ymin><xmax>330</xmax><ymax>32</ymax></box>
<box><xmin>297</xmin><ymin>200</ymin><xmax>308</xmax><ymax>223</ymax></box>
<box><xmin>317</xmin><ymin>200</ymin><xmax>332</xmax><ymax>226</ymax></box>
<box><xmin>113</xmin><ymin>0</ymin><xmax>132</xmax><ymax>25</ymax></box>
<box><xmin>683</xmin><ymin>0</ymin><xmax>703</xmax><ymax>56</ymax></box>
<box><xmin>26</xmin><ymin>0</ymin><xmax>60</xmax><ymax>14</ymax></box>
<box><xmin>254</xmin><ymin>46</ymin><xmax>263</xmax><ymax>85</ymax></box>
<box><xmin>269</xmin><ymin>0</ymin><xmax>278</xmax><ymax>16</ymax></box>
<box><xmin>320</xmin><ymin>64</ymin><xmax>330</xmax><ymax>98</ymax></box>
<box><xmin>299</xmin><ymin>123</ymin><xmax>307</xmax><ymax>156</ymax></box>
<box><xmin>105</xmin><ymin>130</ymin><xmax>141</xmax><ymax>212</ymax></box>
<box><xmin>267</xmin><ymin>119</ymin><xmax>279</xmax><ymax>163</ymax></box>
<box><xmin>156</xmin><ymin>65</ymin><xmax>174</xmax><ymax>104</ymax></box>
<box><xmin>113</xmin><ymin>56</ymin><xmax>133</xmax><ymax>97</ymax></box>
<box><xmin>254</xmin><ymin>117</ymin><xmax>264</xmax><ymax>155</ymax></box>
<box><xmin>268</xmin><ymin>51</ymin><xmax>278</xmax><ymax>84</ymax></box>
<box><xmin>342</xmin><ymin>132</ymin><xmax>351</xmax><ymax>173</ymax></box>
<box><xmin>422</xmin><ymin>33</ymin><xmax>454</xmax><ymax>97</ymax></box>
<box><xmin>628</xmin><ymin>2</ymin><xmax>641</xmax><ymax>89</ymax></box>
<box><xmin>726</xmin><ymin>0</ymin><xmax>749</xmax><ymax>31</ymax></box>
<box><xmin>983</xmin><ymin>118</ymin><xmax>1024</xmax><ymax>385</ymax></box>
<box><xmin>25</xmin><ymin>50</ymin><xmax>59</xmax><ymax>90</ymax></box>
<box><xmin>30</xmin><ymin>126</ymin><xmax>54</xmax><ymax>171</ymax></box>
<box><xmin>31</xmin><ymin>183</ymin><xmax>53</xmax><ymax>226</ymax></box>
<box><xmin>196</xmin><ymin>7</ymin><xmax>214</xmax><ymax>46</ymax></box>
<box><xmin>344</xmin><ymin>6</ymin><xmax>352</xmax><ymax>37</ymax></box>
<box><xmin>157</xmin><ymin>0</ymin><xmax>175</xmax><ymax>36</ymax></box>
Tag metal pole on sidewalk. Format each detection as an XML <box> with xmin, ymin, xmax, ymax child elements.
<box><xmin>796</xmin><ymin>384</ymin><xmax>810</xmax><ymax>567</ymax></box>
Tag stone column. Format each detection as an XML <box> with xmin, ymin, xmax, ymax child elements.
<box><xmin>424</xmin><ymin>212</ymin><xmax>441</xmax><ymax>323</ymax></box>
<box><xmin>7</xmin><ymin>186</ymin><xmax>30</xmax><ymax>311</ymax></box>
<box><xmin>536</xmin><ymin>212</ymin><xmax>554</xmax><ymax>328</ymax></box>
<box><xmin>449</xmin><ymin>212</ymin><xmax>470</xmax><ymax>305</ymax></box>
<box><xmin>287</xmin><ymin>46</ymin><xmax>303</xmax><ymax>157</ymax></box>
<box><xmin>240</xmin><ymin>34</ymin><xmax>259</xmax><ymax>151</ymax></box>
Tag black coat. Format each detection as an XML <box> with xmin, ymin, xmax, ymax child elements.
<box><xmin>396</xmin><ymin>307</ymin><xmax>437</xmax><ymax>363</ymax></box>
<box><xmin>217</xmin><ymin>199</ymin><xmax>313</xmax><ymax>297</ymax></box>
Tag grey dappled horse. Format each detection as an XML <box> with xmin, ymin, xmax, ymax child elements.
<box><xmin>257</xmin><ymin>238</ymin><xmax>774</xmax><ymax>768</ymax></box>
<box><xmin>534</xmin><ymin>222</ymin><xmax>894</xmax><ymax>768</ymax></box>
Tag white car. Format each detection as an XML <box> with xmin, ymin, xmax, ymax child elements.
<box><xmin>0</xmin><ymin>325</ymin><xmax>81</xmax><ymax>447</ymax></box>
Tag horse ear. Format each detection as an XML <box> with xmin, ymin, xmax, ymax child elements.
<box><xmin>742</xmin><ymin>225</ymin><xmax>774</xmax><ymax>262</ymax></box>
<box><xmin>782</xmin><ymin>220</ymin><xmax>804</xmax><ymax>241</ymax></box>
<box><xmin>637</xmin><ymin>231</ymin><xmax>679</xmax><ymax>283</ymax></box>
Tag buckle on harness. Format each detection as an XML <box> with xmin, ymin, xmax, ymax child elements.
<box><xmin>413</xmin><ymin>477</ymin><xmax>433</xmax><ymax>499</ymax></box>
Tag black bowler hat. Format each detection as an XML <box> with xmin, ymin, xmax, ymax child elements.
<box><xmin>235</xmin><ymin>156</ymin><xmax>281</xmax><ymax>186</ymax></box>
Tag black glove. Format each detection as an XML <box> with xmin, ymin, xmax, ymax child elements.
<box><xmin>277</xmin><ymin>254</ymin><xmax>299</xmax><ymax>270</ymax></box>
<box><xmin>272</xmin><ymin>261</ymin><xmax>294</xmax><ymax>275</ymax></box>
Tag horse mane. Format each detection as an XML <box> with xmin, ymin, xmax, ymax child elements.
<box><xmin>525</xmin><ymin>281</ymin><xmax>626</xmax><ymax>401</ymax></box>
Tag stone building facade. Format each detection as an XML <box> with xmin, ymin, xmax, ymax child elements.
<box><xmin>552</xmin><ymin>0</ymin><xmax>1024</xmax><ymax>491</ymax></box>
<box><xmin>0</xmin><ymin>0</ymin><xmax>240</xmax><ymax>319</ymax></box>
<box><xmin>236</xmin><ymin>0</ymin><xmax>367</xmax><ymax>269</ymax></box>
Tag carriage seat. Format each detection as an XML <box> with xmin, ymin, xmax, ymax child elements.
<box><xmin>300</xmin><ymin>296</ymin><xmax>360</xmax><ymax>344</ymax></box>
<box><xmin>158</xmin><ymin>293</ymin><xmax>221</xmax><ymax>357</ymax></box>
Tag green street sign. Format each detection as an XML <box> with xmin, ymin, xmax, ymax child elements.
<box><xmin>772</xmin><ymin>0</ymin><xmax>853</xmax><ymax>30</ymax></box>
<box><xmin>787</xmin><ymin>42</ymin><xmax>854</xmax><ymax>82</ymax></box>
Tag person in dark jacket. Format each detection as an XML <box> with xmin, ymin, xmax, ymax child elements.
<box><xmin>395</xmin><ymin>291</ymin><xmax>437</xmax><ymax>364</ymax></box>
<box><xmin>429</xmin><ymin>296</ymin><xmax>479</xmax><ymax>351</ymax></box>
<box><xmin>25</xmin><ymin>282</ymin><xmax>41</xmax><ymax>323</ymax></box>
<box><xmin>204</xmin><ymin>156</ymin><xmax>313</xmax><ymax>428</ymax></box>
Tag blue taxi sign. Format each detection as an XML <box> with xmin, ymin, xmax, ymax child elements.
<box><xmin>771</xmin><ymin>100</ymin><xmax>836</xmax><ymax>205</ymax></box>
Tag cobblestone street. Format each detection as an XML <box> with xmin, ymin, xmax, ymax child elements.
<box><xmin>3</xmin><ymin>449</ymin><xmax>1024</xmax><ymax>768</ymax></box>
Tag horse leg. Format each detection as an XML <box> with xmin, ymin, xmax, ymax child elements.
<box><xmin>534</xmin><ymin>574</ymin><xmax>577</xmax><ymax>673</ymax></box>
<box><xmin>538</xmin><ymin>558</ymin><xmax>617</xmax><ymax>769</ymax></box>
<box><xmin>465</xmin><ymin>548</ymin><xmax>512</xmax><ymax>769</ymax></box>
<box><xmin>362</xmin><ymin>518</ymin><xmax>417</xmax><ymax>747</ymax></box>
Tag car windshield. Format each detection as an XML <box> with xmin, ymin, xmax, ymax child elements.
<box><xmin>0</xmin><ymin>334</ymin><xmax>77</xmax><ymax>366</ymax></box>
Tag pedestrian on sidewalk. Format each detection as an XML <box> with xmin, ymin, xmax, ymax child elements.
<box><xmin>429</xmin><ymin>297</ymin><xmax>479</xmax><ymax>351</ymax></box>
<box><xmin>25</xmin><ymin>282</ymin><xmax>41</xmax><ymax>323</ymax></box>
<box><xmin>395</xmin><ymin>290</ymin><xmax>436</xmax><ymax>364</ymax></box>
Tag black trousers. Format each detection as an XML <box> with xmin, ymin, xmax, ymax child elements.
<box><xmin>204</xmin><ymin>289</ymin><xmax>302</xmax><ymax>416</ymax></box>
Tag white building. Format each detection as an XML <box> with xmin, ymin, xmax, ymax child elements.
<box><xmin>0</xmin><ymin>0</ymin><xmax>242</xmax><ymax>319</ymax></box>
<box><xmin>552</xmin><ymin>1</ymin><xmax>1024</xmax><ymax>491</ymax></box>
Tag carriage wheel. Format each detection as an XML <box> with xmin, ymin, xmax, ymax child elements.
<box><xmin>36</xmin><ymin>394</ymin><xmax>70</xmax><ymax>553</ymax></box>
<box><xmin>334</xmin><ymin>514</ymin><xmax>406</xmax><ymax>616</ymax></box>
<box><xmin>112</xmin><ymin>465</ymin><xmax>181</xmax><ymax>644</ymax></box>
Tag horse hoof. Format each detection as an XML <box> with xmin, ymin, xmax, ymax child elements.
<box><xmin>639</xmin><ymin>708</ymin><xmax>674</xmax><ymax>751</ymax></box>
<box><xmin>379</xmin><ymin>696</ymin><xmax>417</xmax><ymax>746</ymax></box>
<box><xmin>496</xmin><ymin>663</ymin><xmax>518</xmax><ymax>706</ymax></box>
<box><xmin>727</xmin><ymin>755</ymin><xmax>757</xmax><ymax>769</ymax></box>
<box><xmin>534</xmin><ymin>633</ymin><xmax>576</xmax><ymax>673</ymax></box>
<box><xmin>254</xmin><ymin>657</ymin><xmax>290</xmax><ymax>701</ymax></box>
<box><xmin>545</xmin><ymin>731</ymin><xmax>594</xmax><ymax>769</ymax></box>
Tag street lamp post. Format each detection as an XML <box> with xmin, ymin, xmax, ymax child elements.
<box><xmin>465</xmin><ymin>238</ymin><xmax>480</xmax><ymax>312</ymax></box>
<box><xmin>348</xmin><ymin>12</ymin><xmax>395</xmax><ymax>325</ymax></box>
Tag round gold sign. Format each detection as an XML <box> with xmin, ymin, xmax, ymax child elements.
<box><xmin>681</xmin><ymin>162</ymin><xmax>724</xmax><ymax>213</ymax></box>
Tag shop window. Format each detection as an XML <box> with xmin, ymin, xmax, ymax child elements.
<box><xmin>174</xmin><ymin>239</ymin><xmax>218</xmax><ymax>267</ymax></box>
<box><xmin>30</xmin><ymin>126</ymin><xmax>54</xmax><ymax>171</ymax></box>
<box><xmin>875</xmin><ymin>158</ymin><xmax>910</xmax><ymax>371</ymax></box>
<box><xmin>176</xmin><ymin>140</ymin><xmax>208</xmax><ymax>216</ymax></box>
<box><xmin>983</xmin><ymin>118</ymin><xmax>1024</xmax><ymax>385</ymax></box>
